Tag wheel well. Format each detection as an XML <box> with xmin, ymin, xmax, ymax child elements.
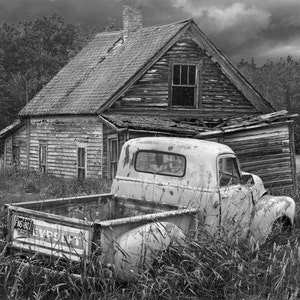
<box><xmin>276</xmin><ymin>216</ymin><xmax>292</xmax><ymax>226</ymax></box>
<box><xmin>274</xmin><ymin>216</ymin><xmax>292</xmax><ymax>232</ymax></box>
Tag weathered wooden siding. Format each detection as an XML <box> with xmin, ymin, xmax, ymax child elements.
<box><xmin>224</xmin><ymin>123</ymin><xmax>296</xmax><ymax>193</ymax></box>
<box><xmin>28</xmin><ymin>116</ymin><xmax>103</xmax><ymax>179</ymax></box>
<box><xmin>4</xmin><ymin>126</ymin><xmax>27</xmax><ymax>168</ymax></box>
<box><xmin>111</xmin><ymin>29</ymin><xmax>258</xmax><ymax>118</ymax></box>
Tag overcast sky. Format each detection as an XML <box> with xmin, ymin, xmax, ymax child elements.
<box><xmin>1</xmin><ymin>0</ymin><xmax>300</xmax><ymax>65</ymax></box>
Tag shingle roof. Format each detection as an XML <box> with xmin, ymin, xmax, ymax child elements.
<box><xmin>19</xmin><ymin>20</ymin><xmax>191</xmax><ymax>116</ymax></box>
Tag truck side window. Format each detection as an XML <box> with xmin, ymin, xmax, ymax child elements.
<box><xmin>218</xmin><ymin>157</ymin><xmax>240</xmax><ymax>187</ymax></box>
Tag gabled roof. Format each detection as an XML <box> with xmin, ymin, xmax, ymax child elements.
<box><xmin>19</xmin><ymin>19</ymin><xmax>274</xmax><ymax>117</ymax></box>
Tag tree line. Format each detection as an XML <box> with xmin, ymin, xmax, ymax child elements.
<box><xmin>1</xmin><ymin>15</ymin><xmax>300</xmax><ymax>151</ymax></box>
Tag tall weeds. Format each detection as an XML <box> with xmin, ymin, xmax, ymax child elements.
<box><xmin>0</xmin><ymin>229</ymin><xmax>299</xmax><ymax>299</ymax></box>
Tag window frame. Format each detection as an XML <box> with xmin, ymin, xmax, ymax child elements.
<box><xmin>107</xmin><ymin>135</ymin><xmax>118</xmax><ymax>180</ymax></box>
<box><xmin>39</xmin><ymin>142</ymin><xmax>47</xmax><ymax>173</ymax></box>
<box><xmin>77</xmin><ymin>146</ymin><xmax>87</xmax><ymax>181</ymax></box>
<box><xmin>169</xmin><ymin>61</ymin><xmax>202</xmax><ymax>109</ymax></box>
<box><xmin>217</xmin><ymin>154</ymin><xmax>242</xmax><ymax>188</ymax></box>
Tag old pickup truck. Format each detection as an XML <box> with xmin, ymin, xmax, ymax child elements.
<box><xmin>4</xmin><ymin>137</ymin><xmax>295</xmax><ymax>278</ymax></box>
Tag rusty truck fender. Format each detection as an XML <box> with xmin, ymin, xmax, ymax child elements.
<box><xmin>249</xmin><ymin>194</ymin><xmax>295</xmax><ymax>243</ymax></box>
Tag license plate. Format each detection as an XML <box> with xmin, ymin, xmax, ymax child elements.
<box><xmin>14</xmin><ymin>216</ymin><xmax>34</xmax><ymax>234</ymax></box>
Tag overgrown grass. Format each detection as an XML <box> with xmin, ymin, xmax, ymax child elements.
<box><xmin>0</xmin><ymin>166</ymin><xmax>111</xmax><ymax>205</ymax></box>
<box><xmin>0</xmin><ymin>168</ymin><xmax>300</xmax><ymax>299</ymax></box>
<box><xmin>0</xmin><ymin>229</ymin><xmax>300</xmax><ymax>299</ymax></box>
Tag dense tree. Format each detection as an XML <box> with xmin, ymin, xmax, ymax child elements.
<box><xmin>0</xmin><ymin>14</ymin><xmax>94</xmax><ymax>133</ymax></box>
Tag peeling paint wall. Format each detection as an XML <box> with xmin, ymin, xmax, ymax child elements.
<box><xmin>27</xmin><ymin>116</ymin><xmax>103</xmax><ymax>179</ymax></box>
<box><xmin>111</xmin><ymin>29</ymin><xmax>259</xmax><ymax>119</ymax></box>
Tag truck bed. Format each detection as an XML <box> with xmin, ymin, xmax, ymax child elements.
<box><xmin>5</xmin><ymin>194</ymin><xmax>198</xmax><ymax>263</ymax></box>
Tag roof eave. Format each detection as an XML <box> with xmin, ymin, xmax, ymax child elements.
<box><xmin>0</xmin><ymin>119</ymin><xmax>24</xmax><ymax>140</ymax></box>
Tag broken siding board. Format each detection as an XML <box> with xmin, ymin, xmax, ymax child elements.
<box><xmin>224</xmin><ymin>124</ymin><xmax>294</xmax><ymax>192</ymax></box>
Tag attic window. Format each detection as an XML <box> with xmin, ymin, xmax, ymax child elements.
<box><xmin>170</xmin><ymin>63</ymin><xmax>201</xmax><ymax>108</ymax></box>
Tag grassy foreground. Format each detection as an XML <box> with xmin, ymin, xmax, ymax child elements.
<box><xmin>0</xmin><ymin>168</ymin><xmax>300</xmax><ymax>299</ymax></box>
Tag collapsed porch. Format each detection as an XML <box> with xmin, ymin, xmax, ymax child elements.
<box><xmin>101</xmin><ymin>110</ymin><xmax>298</xmax><ymax>194</ymax></box>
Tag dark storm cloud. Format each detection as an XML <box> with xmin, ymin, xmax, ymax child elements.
<box><xmin>179</xmin><ymin>0</ymin><xmax>300</xmax><ymax>63</ymax></box>
<box><xmin>1</xmin><ymin>0</ymin><xmax>300</xmax><ymax>63</ymax></box>
<box><xmin>0</xmin><ymin>0</ymin><xmax>188</xmax><ymax>30</ymax></box>
<box><xmin>0</xmin><ymin>0</ymin><xmax>124</xmax><ymax>29</ymax></box>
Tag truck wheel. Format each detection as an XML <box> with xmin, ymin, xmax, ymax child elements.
<box><xmin>114</xmin><ymin>222</ymin><xmax>185</xmax><ymax>280</ymax></box>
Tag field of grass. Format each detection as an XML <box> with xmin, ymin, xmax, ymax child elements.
<box><xmin>0</xmin><ymin>167</ymin><xmax>300</xmax><ymax>299</ymax></box>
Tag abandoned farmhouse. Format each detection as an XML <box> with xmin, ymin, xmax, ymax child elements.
<box><xmin>0</xmin><ymin>6</ymin><xmax>297</xmax><ymax>193</ymax></box>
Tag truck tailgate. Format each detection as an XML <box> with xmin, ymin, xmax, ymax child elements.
<box><xmin>6</xmin><ymin>204</ymin><xmax>94</xmax><ymax>262</ymax></box>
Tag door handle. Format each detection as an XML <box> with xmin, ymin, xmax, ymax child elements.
<box><xmin>213</xmin><ymin>201</ymin><xmax>219</xmax><ymax>209</ymax></box>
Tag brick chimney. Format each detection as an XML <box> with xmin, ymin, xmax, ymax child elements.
<box><xmin>123</xmin><ymin>5</ymin><xmax>143</xmax><ymax>39</ymax></box>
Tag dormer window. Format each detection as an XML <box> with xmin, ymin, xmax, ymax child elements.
<box><xmin>170</xmin><ymin>63</ymin><xmax>201</xmax><ymax>108</ymax></box>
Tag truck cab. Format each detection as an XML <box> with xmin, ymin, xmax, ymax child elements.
<box><xmin>112</xmin><ymin>137</ymin><xmax>295</xmax><ymax>242</ymax></box>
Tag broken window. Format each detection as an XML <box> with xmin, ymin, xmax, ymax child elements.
<box><xmin>218</xmin><ymin>156</ymin><xmax>241</xmax><ymax>187</ymax></box>
<box><xmin>171</xmin><ymin>63</ymin><xmax>199</xmax><ymax>107</ymax></box>
<box><xmin>39</xmin><ymin>142</ymin><xmax>47</xmax><ymax>173</ymax></box>
<box><xmin>78</xmin><ymin>147</ymin><xmax>86</xmax><ymax>180</ymax></box>
<box><xmin>135</xmin><ymin>150</ymin><xmax>186</xmax><ymax>177</ymax></box>
<box><xmin>108</xmin><ymin>136</ymin><xmax>118</xmax><ymax>179</ymax></box>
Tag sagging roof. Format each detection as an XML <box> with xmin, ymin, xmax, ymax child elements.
<box><xmin>101</xmin><ymin>110</ymin><xmax>296</xmax><ymax>137</ymax></box>
<box><xmin>19</xmin><ymin>18</ymin><xmax>273</xmax><ymax>117</ymax></box>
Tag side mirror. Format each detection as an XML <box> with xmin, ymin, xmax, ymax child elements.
<box><xmin>241</xmin><ymin>174</ymin><xmax>254</xmax><ymax>185</ymax></box>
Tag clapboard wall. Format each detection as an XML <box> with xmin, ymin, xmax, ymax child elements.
<box><xmin>25</xmin><ymin>116</ymin><xmax>103</xmax><ymax>179</ymax></box>
<box><xmin>223</xmin><ymin>122</ymin><xmax>296</xmax><ymax>193</ymax></box>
